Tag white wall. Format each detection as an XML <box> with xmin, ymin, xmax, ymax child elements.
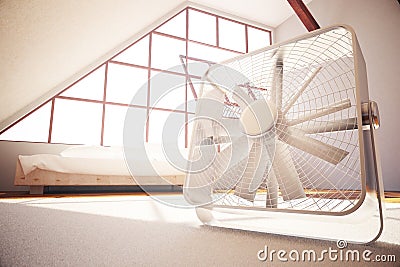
<box><xmin>0</xmin><ymin>141</ymin><xmax>73</xmax><ymax>191</ymax></box>
<box><xmin>275</xmin><ymin>0</ymin><xmax>400</xmax><ymax>191</ymax></box>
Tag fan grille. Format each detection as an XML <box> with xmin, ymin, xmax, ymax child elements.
<box><xmin>189</xmin><ymin>26</ymin><xmax>362</xmax><ymax>213</ymax></box>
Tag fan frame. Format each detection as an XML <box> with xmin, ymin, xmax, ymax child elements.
<box><xmin>184</xmin><ymin>25</ymin><xmax>385</xmax><ymax>244</ymax></box>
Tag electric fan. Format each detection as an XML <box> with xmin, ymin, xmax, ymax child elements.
<box><xmin>183</xmin><ymin>25</ymin><xmax>384</xmax><ymax>243</ymax></box>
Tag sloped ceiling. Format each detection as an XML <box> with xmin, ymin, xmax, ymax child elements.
<box><xmin>0</xmin><ymin>0</ymin><xmax>312</xmax><ymax>131</ymax></box>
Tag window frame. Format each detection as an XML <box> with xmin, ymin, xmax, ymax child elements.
<box><xmin>0</xmin><ymin>7</ymin><xmax>272</xmax><ymax>147</ymax></box>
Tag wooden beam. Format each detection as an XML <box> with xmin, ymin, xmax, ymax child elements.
<box><xmin>287</xmin><ymin>0</ymin><xmax>320</xmax><ymax>32</ymax></box>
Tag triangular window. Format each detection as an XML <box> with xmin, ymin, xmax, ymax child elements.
<box><xmin>155</xmin><ymin>10</ymin><xmax>186</xmax><ymax>39</ymax></box>
<box><xmin>0</xmin><ymin>7</ymin><xmax>271</xmax><ymax>147</ymax></box>
<box><xmin>0</xmin><ymin>102</ymin><xmax>52</xmax><ymax>143</ymax></box>
<box><xmin>112</xmin><ymin>36</ymin><xmax>150</xmax><ymax>67</ymax></box>
<box><xmin>60</xmin><ymin>65</ymin><xmax>105</xmax><ymax>101</ymax></box>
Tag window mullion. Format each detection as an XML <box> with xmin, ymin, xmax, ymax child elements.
<box><xmin>100</xmin><ymin>62</ymin><xmax>108</xmax><ymax>146</ymax></box>
<box><xmin>47</xmin><ymin>99</ymin><xmax>55</xmax><ymax>143</ymax></box>
<box><xmin>146</xmin><ymin>33</ymin><xmax>153</xmax><ymax>143</ymax></box>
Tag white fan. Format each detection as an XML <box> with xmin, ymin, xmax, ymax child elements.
<box><xmin>184</xmin><ymin>25</ymin><xmax>384</xmax><ymax>243</ymax></box>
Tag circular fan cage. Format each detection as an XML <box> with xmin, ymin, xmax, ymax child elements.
<box><xmin>187</xmin><ymin>26</ymin><xmax>363</xmax><ymax>214</ymax></box>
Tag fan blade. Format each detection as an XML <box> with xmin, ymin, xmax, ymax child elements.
<box><xmin>271</xmin><ymin>56</ymin><xmax>284</xmax><ymax>109</ymax></box>
<box><xmin>234</xmin><ymin>138</ymin><xmax>271</xmax><ymax>201</ymax></box>
<box><xmin>302</xmin><ymin>117</ymin><xmax>358</xmax><ymax>134</ymax></box>
<box><xmin>203</xmin><ymin>118</ymin><xmax>243</xmax><ymax>145</ymax></box>
<box><xmin>184</xmin><ymin>144</ymin><xmax>217</xmax><ymax>206</ymax></box>
<box><xmin>196</xmin><ymin>84</ymin><xmax>225</xmax><ymax>120</ymax></box>
<box><xmin>282</xmin><ymin>67</ymin><xmax>322</xmax><ymax>115</ymax></box>
<box><xmin>287</xmin><ymin>99</ymin><xmax>351</xmax><ymax>126</ymax></box>
<box><xmin>193</xmin><ymin>86</ymin><xmax>226</xmax><ymax>138</ymax></box>
<box><xmin>248</xmin><ymin>142</ymin><xmax>270</xmax><ymax>193</ymax></box>
<box><xmin>212</xmin><ymin>135</ymin><xmax>253</xmax><ymax>191</ymax></box>
<box><xmin>232</xmin><ymin>85</ymin><xmax>254</xmax><ymax>109</ymax></box>
<box><xmin>265</xmin><ymin>169</ymin><xmax>279</xmax><ymax>208</ymax></box>
<box><xmin>282</xmin><ymin>127</ymin><xmax>349</xmax><ymax>165</ymax></box>
<box><xmin>273</xmin><ymin>141</ymin><xmax>306</xmax><ymax>201</ymax></box>
<box><xmin>217</xmin><ymin>135</ymin><xmax>252</xmax><ymax>168</ymax></box>
<box><xmin>186</xmin><ymin>134</ymin><xmax>252</xmax><ymax>204</ymax></box>
<box><xmin>219</xmin><ymin>117</ymin><xmax>243</xmax><ymax>137</ymax></box>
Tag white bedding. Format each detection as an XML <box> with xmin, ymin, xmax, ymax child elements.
<box><xmin>19</xmin><ymin>144</ymin><xmax>188</xmax><ymax>177</ymax></box>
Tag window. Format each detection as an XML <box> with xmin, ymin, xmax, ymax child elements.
<box><xmin>151</xmin><ymin>33</ymin><xmax>186</xmax><ymax>73</ymax></box>
<box><xmin>60</xmin><ymin>65</ymin><xmax>105</xmax><ymax>101</ymax></box>
<box><xmin>106</xmin><ymin>63</ymin><xmax>148</xmax><ymax>105</ymax></box>
<box><xmin>148</xmin><ymin>110</ymin><xmax>185</xmax><ymax>148</ymax></box>
<box><xmin>156</xmin><ymin>11</ymin><xmax>186</xmax><ymax>39</ymax></box>
<box><xmin>112</xmin><ymin>36</ymin><xmax>149</xmax><ymax>67</ymax></box>
<box><xmin>0</xmin><ymin>102</ymin><xmax>51</xmax><ymax>143</ymax></box>
<box><xmin>51</xmin><ymin>99</ymin><xmax>103</xmax><ymax>145</ymax></box>
<box><xmin>188</xmin><ymin>42</ymin><xmax>239</xmax><ymax>63</ymax></box>
<box><xmin>150</xmin><ymin>71</ymin><xmax>186</xmax><ymax>111</ymax></box>
<box><xmin>248</xmin><ymin>26</ymin><xmax>272</xmax><ymax>52</ymax></box>
<box><xmin>218</xmin><ymin>18</ymin><xmax>246</xmax><ymax>52</ymax></box>
<box><xmin>0</xmin><ymin>7</ymin><xmax>271</xmax><ymax>148</ymax></box>
<box><xmin>188</xmin><ymin>9</ymin><xmax>217</xmax><ymax>45</ymax></box>
<box><xmin>103</xmin><ymin>105</ymin><xmax>147</xmax><ymax>146</ymax></box>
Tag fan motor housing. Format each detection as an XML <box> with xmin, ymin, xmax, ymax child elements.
<box><xmin>240</xmin><ymin>99</ymin><xmax>277</xmax><ymax>136</ymax></box>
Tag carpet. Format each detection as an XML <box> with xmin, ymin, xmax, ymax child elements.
<box><xmin>0</xmin><ymin>194</ymin><xmax>399</xmax><ymax>266</ymax></box>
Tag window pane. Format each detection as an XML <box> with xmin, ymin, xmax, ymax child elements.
<box><xmin>60</xmin><ymin>65</ymin><xmax>105</xmax><ymax>101</ymax></box>
<box><xmin>103</xmin><ymin>105</ymin><xmax>146</xmax><ymax>146</ymax></box>
<box><xmin>189</xmin><ymin>9</ymin><xmax>216</xmax><ymax>45</ymax></box>
<box><xmin>112</xmin><ymin>35</ymin><xmax>149</xmax><ymax>67</ymax></box>
<box><xmin>106</xmin><ymin>63</ymin><xmax>148</xmax><ymax>105</ymax></box>
<box><xmin>187</xmin><ymin>59</ymin><xmax>212</xmax><ymax>77</ymax></box>
<box><xmin>248</xmin><ymin>27</ymin><xmax>271</xmax><ymax>52</ymax></box>
<box><xmin>188</xmin><ymin>42</ymin><xmax>240</xmax><ymax>63</ymax></box>
<box><xmin>51</xmin><ymin>99</ymin><xmax>102</xmax><ymax>145</ymax></box>
<box><xmin>150</xmin><ymin>71</ymin><xmax>186</xmax><ymax>111</ymax></box>
<box><xmin>218</xmin><ymin>19</ymin><xmax>246</xmax><ymax>52</ymax></box>
<box><xmin>148</xmin><ymin>110</ymin><xmax>185</xmax><ymax>148</ymax></box>
<box><xmin>103</xmin><ymin>105</ymin><xmax>125</xmax><ymax>146</ymax></box>
<box><xmin>151</xmin><ymin>33</ymin><xmax>186</xmax><ymax>72</ymax></box>
<box><xmin>0</xmin><ymin>102</ymin><xmax>51</xmax><ymax>142</ymax></box>
<box><xmin>155</xmin><ymin>10</ymin><xmax>186</xmax><ymax>39</ymax></box>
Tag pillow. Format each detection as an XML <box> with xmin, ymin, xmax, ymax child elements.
<box><xmin>60</xmin><ymin>145</ymin><xmax>123</xmax><ymax>159</ymax></box>
<box><xmin>61</xmin><ymin>144</ymin><xmax>189</xmax><ymax>162</ymax></box>
<box><xmin>145</xmin><ymin>143</ymin><xmax>189</xmax><ymax>161</ymax></box>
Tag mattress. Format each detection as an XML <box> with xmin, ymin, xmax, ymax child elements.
<box><xmin>15</xmin><ymin>144</ymin><xmax>188</xmax><ymax>187</ymax></box>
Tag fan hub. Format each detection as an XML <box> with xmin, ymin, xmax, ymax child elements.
<box><xmin>239</xmin><ymin>99</ymin><xmax>277</xmax><ymax>137</ymax></box>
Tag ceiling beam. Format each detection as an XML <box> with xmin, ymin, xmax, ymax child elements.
<box><xmin>287</xmin><ymin>0</ymin><xmax>320</xmax><ymax>32</ymax></box>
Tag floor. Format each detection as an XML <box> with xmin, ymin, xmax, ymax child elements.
<box><xmin>0</xmin><ymin>192</ymin><xmax>399</xmax><ymax>266</ymax></box>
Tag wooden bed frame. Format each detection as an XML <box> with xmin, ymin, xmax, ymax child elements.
<box><xmin>14</xmin><ymin>159</ymin><xmax>185</xmax><ymax>194</ymax></box>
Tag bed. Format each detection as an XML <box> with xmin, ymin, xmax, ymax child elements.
<box><xmin>14</xmin><ymin>144</ymin><xmax>187</xmax><ymax>194</ymax></box>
